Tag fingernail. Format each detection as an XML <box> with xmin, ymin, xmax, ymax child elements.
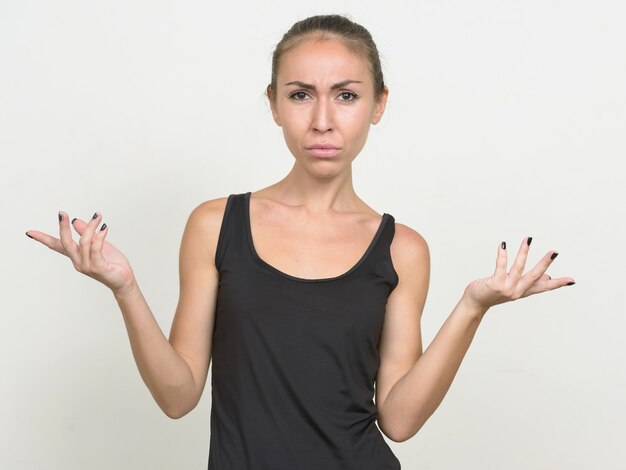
<box><xmin>566</xmin><ymin>281</ymin><xmax>575</xmax><ymax>286</ymax></box>
<box><xmin>551</xmin><ymin>252</ymin><xmax>559</xmax><ymax>260</ymax></box>
<box><xmin>501</xmin><ymin>241</ymin><xmax>506</xmax><ymax>249</ymax></box>
<box><xmin>71</xmin><ymin>218</ymin><xmax>77</xmax><ymax>225</ymax></box>
<box><xmin>100</xmin><ymin>223</ymin><xmax>107</xmax><ymax>231</ymax></box>
<box><xmin>58</xmin><ymin>211</ymin><xmax>63</xmax><ymax>222</ymax></box>
<box><xmin>92</xmin><ymin>212</ymin><xmax>98</xmax><ymax>220</ymax></box>
<box><xmin>25</xmin><ymin>231</ymin><xmax>33</xmax><ymax>239</ymax></box>
<box><xmin>527</xmin><ymin>236</ymin><xmax>532</xmax><ymax>246</ymax></box>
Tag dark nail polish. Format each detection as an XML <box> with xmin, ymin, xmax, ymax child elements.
<box><xmin>71</xmin><ymin>218</ymin><xmax>77</xmax><ymax>225</ymax></box>
<box><xmin>25</xmin><ymin>231</ymin><xmax>33</xmax><ymax>239</ymax></box>
<box><xmin>527</xmin><ymin>236</ymin><xmax>532</xmax><ymax>246</ymax></box>
<box><xmin>100</xmin><ymin>223</ymin><xmax>107</xmax><ymax>231</ymax></box>
<box><xmin>566</xmin><ymin>281</ymin><xmax>575</xmax><ymax>286</ymax></box>
<box><xmin>501</xmin><ymin>241</ymin><xmax>506</xmax><ymax>249</ymax></box>
<box><xmin>92</xmin><ymin>212</ymin><xmax>98</xmax><ymax>220</ymax></box>
<box><xmin>551</xmin><ymin>252</ymin><xmax>559</xmax><ymax>260</ymax></box>
<box><xmin>58</xmin><ymin>211</ymin><xmax>63</xmax><ymax>222</ymax></box>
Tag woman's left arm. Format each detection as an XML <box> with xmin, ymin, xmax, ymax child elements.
<box><xmin>376</xmin><ymin>233</ymin><xmax>575</xmax><ymax>443</ymax></box>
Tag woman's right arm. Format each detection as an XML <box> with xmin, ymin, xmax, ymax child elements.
<box><xmin>26</xmin><ymin>198</ymin><xmax>227</xmax><ymax>419</ymax></box>
<box><xmin>112</xmin><ymin>199</ymin><xmax>223</xmax><ymax>418</ymax></box>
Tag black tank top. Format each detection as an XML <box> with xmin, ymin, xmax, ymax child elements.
<box><xmin>209</xmin><ymin>192</ymin><xmax>401</xmax><ymax>469</ymax></box>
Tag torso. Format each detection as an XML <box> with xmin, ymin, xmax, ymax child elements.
<box><xmin>207</xmin><ymin>190</ymin><xmax>403</xmax><ymax>469</ymax></box>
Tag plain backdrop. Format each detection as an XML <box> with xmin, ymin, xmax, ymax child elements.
<box><xmin>2</xmin><ymin>0</ymin><xmax>624</xmax><ymax>469</ymax></box>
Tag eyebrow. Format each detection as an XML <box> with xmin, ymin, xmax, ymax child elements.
<box><xmin>284</xmin><ymin>80</ymin><xmax>363</xmax><ymax>90</ymax></box>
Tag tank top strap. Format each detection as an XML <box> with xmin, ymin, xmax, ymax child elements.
<box><xmin>214</xmin><ymin>192</ymin><xmax>248</xmax><ymax>272</ymax></box>
<box><xmin>360</xmin><ymin>212</ymin><xmax>399</xmax><ymax>295</ymax></box>
<box><xmin>380</xmin><ymin>213</ymin><xmax>397</xmax><ymax>261</ymax></box>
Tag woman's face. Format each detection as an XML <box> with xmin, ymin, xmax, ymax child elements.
<box><xmin>269</xmin><ymin>37</ymin><xmax>388</xmax><ymax>172</ymax></box>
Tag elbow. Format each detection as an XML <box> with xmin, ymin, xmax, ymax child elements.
<box><xmin>383</xmin><ymin>432</ymin><xmax>406</xmax><ymax>443</ymax></box>
<box><xmin>383</xmin><ymin>427</ymin><xmax>412</xmax><ymax>443</ymax></box>
<box><xmin>163</xmin><ymin>407</ymin><xmax>189</xmax><ymax>420</ymax></box>
<box><xmin>383</xmin><ymin>425</ymin><xmax>421</xmax><ymax>443</ymax></box>
<box><xmin>159</xmin><ymin>397</ymin><xmax>198</xmax><ymax>420</ymax></box>
<box><xmin>162</xmin><ymin>404</ymin><xmax>194</xmax><ymax>419</ymax></box>
<box><xmin>379</xmin><ymin>418</ymin><xmax>408</xmax><ymax>443</ymax></box>
<box><xmin>151</xmin><ymin>383</ymin><xmax>200</xmax><ymax>419</ymax></box>
<box><xmin>379</xmin><ymin>411</ymin><xmax>426</xmax><ymax>443</ymax></box>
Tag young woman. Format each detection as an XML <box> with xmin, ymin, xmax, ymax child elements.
<box><xmin>26</xmin><ymin>14</ymin><xmax>574</xmax><ymax>470</ymax></box>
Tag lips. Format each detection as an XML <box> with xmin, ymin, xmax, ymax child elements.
<box><xmin>306</xmin><ymin>145</ymin><xmax>341</xmax><ymax>157</ymax></box>
<box><xmin>306</xmin><ymin>143</ymin><xmax>339</xmax><ymax>150</ymax></box>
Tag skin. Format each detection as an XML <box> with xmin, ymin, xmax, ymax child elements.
<box><xmin>25</xmin><ymin>35</ymin><xmax>575</xmax><ymax>442</ymax></box>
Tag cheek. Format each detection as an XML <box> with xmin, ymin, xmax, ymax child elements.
<box><xmin>280</xmin><ymin>121</ymin><xmax>308</xmax><ymax>155</ymax></box>
<box><xmin>340</xmin><ymin>107</ymin><xmax>372</xmax><ymax>134</ymax></box>
<box><xmin>280</xmin><ymin>108</ymin><xmax>309</xmax><ymax>132</ymax></box>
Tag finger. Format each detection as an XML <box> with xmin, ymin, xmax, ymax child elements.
<box><xmin>517</xmin><ymin>250</ymin><xmax>560</xmax><ymax>292</ymax></box>
<box><xmin>493</xmin><ymin>240</ymin><xmax>508</xmax><ymax>282</ymax></box>
<box><xmin>78</xmin><ymin>212</ymin><xmax>101</xmax><ymax>270</ymax></box>
<box><xmin>523</xmin><ymin>276</ymin><xmax>576</xmax><ymax>297</ymax></box>
<box><xmin>508</xmin><ymin>236</ymin><xmax>532</xmax><ymax>281</ymax></box>
<box><xmin>90</xmin><ymin>222</ymin><xmax>109</xmax><ymax>269</ymax></box>
<box><xmin>58</xmin><ymin>211</ymin><xmax>80</xmax><ymax>262</ymax></box>
<box><xmin>79</xmin><ymin>212</ymin><xmax>102</xmax><ymax>271</ymax></box>
<box><xmin>25</xmin><ymin>230</ymin><xmax>66</xmax><ymax>254</ymax></box>
<box><xmin>71</xmin><ymin>217</ymin><xmax>88</xmax><ymax>235</ymax></box>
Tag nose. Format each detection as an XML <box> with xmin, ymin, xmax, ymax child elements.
<box><xmin>311</xmin><ymin>98</ymin><xmax>333</xmax><ymax>133</ymax></box>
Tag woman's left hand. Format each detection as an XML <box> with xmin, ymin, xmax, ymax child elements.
<box><xmin>462</xmin><ymin>236</ymin><xmax>575</xmax><ymax>314</ymax></box>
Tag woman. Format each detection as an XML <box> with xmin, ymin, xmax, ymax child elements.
<box><xmin>25</xmin><ymin>14</ymin><xmax>574</xmax><ymax>469</ymax></box>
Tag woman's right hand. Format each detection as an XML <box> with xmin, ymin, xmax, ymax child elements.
<box><xmin>26</xmin><ymin>211</ymin><xmax>136</xmax><ymax>295</ymax></box>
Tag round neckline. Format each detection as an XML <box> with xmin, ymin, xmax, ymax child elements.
<box><xmin>244</xmin><ymin>191</ymin><xmax>389</xmax><ymax>283</ymax></box>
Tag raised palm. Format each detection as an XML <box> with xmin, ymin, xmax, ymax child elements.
<box><xmin>26</xmin><ymin>211</ymin><xmax>135</xmax><ymax>294</ymax></box>
<box><xmin>463</xmin><ymin>237</ymin><xmax>575</xmax><ymax>313</ymax></box>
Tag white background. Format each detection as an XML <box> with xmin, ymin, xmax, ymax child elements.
<box><xmin>2</xmin><ymin>0</ymin><xmax>624</xmax><ymax>468</ymax></box>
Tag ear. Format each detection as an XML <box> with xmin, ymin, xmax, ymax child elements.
<box><xmin>371</xmin><ymin>86</ymin><xmax>389</xmax><ymax>125</ymax></box>
<box><xmin>267</xmin><ymin>85</ymin><xmax>282</xmax><ymax>127</ymax></box>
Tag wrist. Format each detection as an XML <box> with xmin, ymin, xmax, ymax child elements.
<box><xmin>458</xmin><ymin>294</ymin><xmax>489</xmax><ymax>322</ymax></box>
<box><xmin>112</xmin><ymin>280</ymin><xmax>139</xmax><ymax>301</ymax></box>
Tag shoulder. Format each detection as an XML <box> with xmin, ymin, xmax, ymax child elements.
<box><xmin>388</xmin><ymin>220</ymin><xmax>431</xmax><ymax>301</ymax></box>
<box><xmin>390</xmin><ymin>221</ymin><xmax>430</xmax><ymax>275</ymax></box>
<box><xmin>181</xmin><ymin>196</ymin><xmax>232</xmax><ymax>269</ymax></box>
<box><xmin>187</xmin><ymin>196</ymin><xmax>231</xmax><ymax>227</ymax></box>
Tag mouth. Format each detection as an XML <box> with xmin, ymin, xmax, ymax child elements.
<box><xmin>306</xmin><ymin>146</ymin><xmax>341</xmax><ymax>157</ymax></box>
<box><xmin>306</xmin><ymin>144</ymin><xmax>340</xmax><ymax>150</ymax></box>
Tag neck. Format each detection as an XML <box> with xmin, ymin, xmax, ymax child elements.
<box><xmin>260</xmin><ymin>162</ymin><xmax>360</xmax><ymax>215</ymax></box>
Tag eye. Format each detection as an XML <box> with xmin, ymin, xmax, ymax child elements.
<box><xmin>338</xmin><ymin>91</ymin><xmax>359</xmax><ymax>102</ymax></box>
<box><xmin>288</xmin><ymin>91</ymin><xmax>310</xmax><ymax>101</ymax></box>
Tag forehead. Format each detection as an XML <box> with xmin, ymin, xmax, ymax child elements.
<box><xmin>278</xmin><ymin>37</ymin><xmax>371</xmax><ymax>84</ymax></box>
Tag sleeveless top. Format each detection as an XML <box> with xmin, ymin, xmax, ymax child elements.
<box><xmin>208</xmin><ymin>192</ymin><xmax>401</xmax><ymax>470</ymax></box>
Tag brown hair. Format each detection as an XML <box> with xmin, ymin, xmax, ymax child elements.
<box><xmin>266</xmin><ymin>14</ymin><xmax>386</xmax><ymax>103</ymax></box>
